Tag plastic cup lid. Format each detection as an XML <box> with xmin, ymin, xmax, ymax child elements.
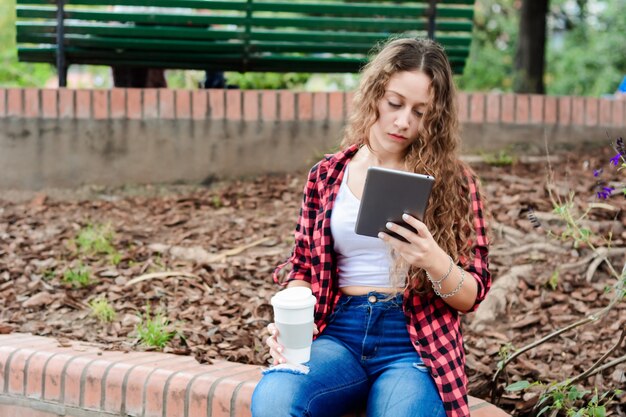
<box><xmin>271</xmin><ymin>287</ymin><xmax>317</xmax><ymax>309</ymax></box>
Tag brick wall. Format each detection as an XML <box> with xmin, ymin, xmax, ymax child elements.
<box><xmin>0</xmin><ymin>334</ymin><xmax>510</xmax><ymax>417</ymax></box>
<box><xmin>0</xmin><ymin>88</ymin><xmax>623</xmax><ymax>190</ymax></box>
<box><xmin>1</xmin><ymin>89</ymin><xmax>624</xmax><ymax>127</ymax></box>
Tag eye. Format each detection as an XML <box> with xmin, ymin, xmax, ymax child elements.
<box><xmin>414</xmin><ymin>110</ymin><xmax>424</xmax><ymax>117</ymax></box>
<box><xmin>387</xmin><ymin>101</ymin><xmax>401</xmax><ymax>108</ymax></box>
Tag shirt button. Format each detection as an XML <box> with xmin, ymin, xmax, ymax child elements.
<box><xmin>368</xmin><ymin>295</ymin><xmax>378</xmax><ymax>303</ymax></box>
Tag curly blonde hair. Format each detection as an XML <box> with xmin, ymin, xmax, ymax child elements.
<box><xmin>341</xmin><ymin>37</ymin><xmax>478</xmax><ymax>293</ymax></box>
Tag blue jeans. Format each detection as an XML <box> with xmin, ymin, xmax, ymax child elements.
<box><xmin>251</xmin><ymin>292</ymin><xmax>445</xmax><ymax>417</ymax></box>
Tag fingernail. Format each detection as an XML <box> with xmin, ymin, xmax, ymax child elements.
<box><xmin>378</xmin><ymin>232</ymin><xmax>385</xmax><ymax>239</ymax></box>
<box><xmin>402</xmin><ymin>213</ymin><xmax>409</xmax><ymax>220</ymax></box>
<box><xmin>277</xmin><ymin>346</ymin><xmax>282</xmax><ymax>353</ymax></box>
<box><xmin>386</xmin><ymin>222</ymin><xmax>393</xmax><ymax>229</ymax></box>
<box><xmin>280</xmin><ymin>358</ymin><xmax>286</xmax><ymax>364</ymax></box>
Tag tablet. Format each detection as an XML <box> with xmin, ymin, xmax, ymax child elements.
<box><xmin>354</xmin><ymin>166</ymin><xmax>434</xmax><ymax>242</ymax></box>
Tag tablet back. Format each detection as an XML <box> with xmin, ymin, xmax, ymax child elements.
<box><xmin>354</xmin><ymin>167</ymin><xmax>434</xmax><ymax>240</ymax></box>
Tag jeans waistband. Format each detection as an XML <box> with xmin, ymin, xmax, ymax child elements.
<box><xmin>339</xmin><ymin>291</ymin><xmax>403</xmax><ymax>307</ymax></box>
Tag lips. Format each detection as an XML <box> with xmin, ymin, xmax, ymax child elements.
<box><xmin>388</xmin><ymin>133</ymin><xmax>407</xmax><ymax>142</ymax></box>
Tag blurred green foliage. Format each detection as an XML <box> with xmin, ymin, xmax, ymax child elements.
<box><xmin>1</xmin><ymin>0</ymin><xmax>625</xmax><ymax>95</ymax></box>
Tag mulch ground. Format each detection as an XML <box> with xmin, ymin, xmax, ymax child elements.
<box><xmin>1</xmin><ymin>147</ymin><xmax>625</xmax><ymax>416</ymax></box>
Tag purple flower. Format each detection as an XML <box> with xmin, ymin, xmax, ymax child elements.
<box><xmin>593</xmin><ymin>169</ymin><xmax>602</xmax><ymax>177</ymax></box>
<box><xmin>597</xmin><ymin>186</ymin><xmax>615</xmax><ymax>199</ymax></box>
<box><xmin>610</xmin><ymin>153</ymin><xmax>622</xmax><ymax>166</ymax></box>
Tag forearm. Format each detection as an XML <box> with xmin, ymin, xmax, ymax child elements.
<box><xmin>424</xmin><ymin>250</ymin><xmax>478</xmax><ymax>312</ymax></box>
<box><xmin>287</xmin><ymin>280</ymin><xmax>312</xmax><ymax>290</ymax></box>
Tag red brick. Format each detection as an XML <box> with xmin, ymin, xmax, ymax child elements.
<box><xmin>599</xmin><ymin>98</ymin><xmax>612</xmax><ymax>126</ymax></box>
<box><xmin>142</xmin><ymin>364</ymin><xmax>200</xmax><ymax>417</ymax></box>
<box><xmin>0</xmin><ymin>89</ymin><xmax>5</xmax><ymax>117</ymax></box>
<box><xmin>501</xmin><ymin>94</ymin><xmax>515</xmax><ymax>124</ymax></box>
<box><xmin>158</xmin><ymin>89</ymin><xmax>175</xmax><ymax>120</ymax></box>
<box><xmin>143</xmin><ymin>89</ymin><xmax>158</xmax><ymax>119</ymax></box>
<box><xmin>192</xmin><ymin>90</ymin><xmax>208</xmax><ymax>120</ymax></box>
<box><xmin>242</xmin><ymin>90</ymin><xmax>259</xmax><ymax>122</ymax></box>
<box><xmin>186</xmin><ymin>364</ymin><xmax>253</xmax><ymax>417</ymax></box>
<box><xmin>457</xmin><ymin>92</ymin><xmax>469</xmax><ymax>123</ymax></box>
<box><xmin>485</xmin><ymin>94</ymin><xmax>500</xmax><ymax>123</ymax></box>
<box><xmin>92</xmin><ymin>90</ymin><xmax>109</xmax><ymax>120</ymax></box>
<box><xmin>313</xmin><ymin>92</ymin><xmax>328</xmax><ymax>120</ymax></box>
<box><xmin>1</xmin><ymin>339</ymin><xmax>59</xmax><ymax>395</ymax></box>
<box><xmin>81</xmin><ymin>352</ymin><xmax>147</xmax><ymax>409</ymax></box>
<box><xmin>298</xmin><ymin>92</ymin><xmax>313</xmax><ymax>121</ymax></box>
<box><xmin>231</xmin><ymin>379</ymin><xmax>259</xmax><ymax>417</ymax></box>
<box><xmin>279</xmin><ymin>90</ymin><xmax>295</xmax><ymax>121</ymax></box>
<box><xmin>345</xmin><ymin>91</ymin><xmax>355</xmax><ymax>119</ymax></box>
<box><xmin>544</xmin><ymin>96</ymin><xmax>557</xmax><ymax>124</ymax></box>
<box><xmin>225</xmin><ymin>90</ymin><xmax>241</xmax><ymax>121</ymax></box>
<box><xmin>175</xmin><ymin>89</ymin><xmax>191</xmax><ymax>119</ymax></box>
<box><xmin>329</xmin><ymin>92</ymin><xmax>344</xmax><ymax>121</ymax></box>
<box><xmin>41</xmin><ymin>89</ymin><xmax>58</xmax><ymax>119</ymax></box>
<box><xmin>530</xmin><ymin>94</ymin><xmax>544</xmax><ymax>124</ymax></box>
<box><xmin>62</xmin><ymin>353</ymin><xmax>104</xmax><ymax>406</ymax></box>
<box><xmin>25</xmin><ymin>348</ymin><xmax>74</xmax><ymax>399</ymax></box>
<box><xmin>469</xmin><ymin>93</ymin><xmax>485</xmax><ymax>123</ymax></box>
<box><xmin>208</xmin><ymin>368</ymin><xmax>263</xmax><ymax>417</ymax></box>
<box><xmin>612</xmin><ymin>99</ymin><xmax>624</xmax><ymax>126</ymax></box>
<box><xmin>558</xmin><ymin>96</ymin><xmax>572</xmax><ymax>125</ymax></box>
<box><xmin>584</xmin><ymin>97</ymin><xmax>598</xmax><ymax>126</ymax></box>
<box><xmin>110</xmin><ymin>89</ymin><xmax>126</xmax><ymax>119</ymax></box>
<box><xmin>7</xmin><ymin>88</ymin><xmax>23</xmax><ymax>117</ymax></box>
<box><xmin>571</xmin><ymin>96</ymin><xmax>585</xmax><ymax>125</ymax></box>
<box><xmin>24</xmin><ymin>89</ymin><xmax>40</xmax><ymax>118</ymax></box>
<box><xmin>260</xmin><ymin>90</ymin><xmax>276</xmax><ymax>122</ymax></box>
<box><xmin>43</xmin><ymin>353</ymin><xmax>77</xmax><ymax>401</ymax></box>
<box><xmin>127</xmin><ymin>89</ymin><xmax>142</xmax><ymax>120</ymax></box>
<box><xmin>102</xmin><ymin>355</ymin><xmax>169</xmax><ymax>413</ymax></box>
<box><xmin>163</xmin><ymin>362</ymin><xmax>238</xmax><ymax>417</ymax></box>
<box><xmin>515</xmin><ymin>94</ymin><xmax>529</xmax><ymax>124</ymax></box>
<box><xmin>8</xmin><ymin>348</ymin><xmax>39</xmax><ymax>394</ymax></box>
<box><xmin>75</xmin><ymin>90</ymin><xmax>92</xmax><ymax>119</ymax></box>
<box><xmin>209</xmin><ymin>89</ymin><xmax>225</xmax><ymax>120</ymax></box>
<box><xmin>123</xmin><ymin>356</ymin><xmax>197</xmax><ymax>417</ymax></box>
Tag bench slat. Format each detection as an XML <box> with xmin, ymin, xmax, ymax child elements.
<box><xmin>17</xmin><ymin>7</ymin><xmax>473</xmax><ymax>32</ymax></box>
<box><xmin>18</xmin><ymin>48</ymin><xmax>467</xmax><ymax>73</ymax></box>
<box><xmin>18</xmin><ymin>22</ymin><xmax>472</xmax><ymax>46</ymax></box>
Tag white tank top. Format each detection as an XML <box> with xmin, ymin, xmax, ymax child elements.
<box><xmin>330</xmin><ymin>165</ymin><xmax>392</xmax><ymax>288</ymax></box>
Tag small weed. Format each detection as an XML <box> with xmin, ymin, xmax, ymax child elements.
<box><xmin>135</xmin><ymin>305</ymin><xmax>175</xmax><ymax>349</ymax></box>
<box><xmin>211</xmin><ymin>195</ymin><xmax>223</xmax><ymax>208</ymax></box>
<box><xmin>546</xmin><ymin>270</ymin><xmax>559</xmax><ymax>291</ymax></box>
<box><xmin>63</xmin><ymin>264</ymin><xmax>92</xmax><ymax>288</ymax></box>
<box><xmin>89</xmin><ymin>297</ymin><xmax>116</xmax><ymax>323</ymax></box>
<box><xmin>482</xmin><ymin>150</ymin><xmax>516</xmax><ymax>167</ymax></box>
<box><xmin>74</xmin><ymin>223</ymin><xmax>122</xmax><ymax>265</ymax></box>
<box><xmin>42</xmin><ymin>269</ymin><xmax>56</xmax><ymax>281</ymax></box>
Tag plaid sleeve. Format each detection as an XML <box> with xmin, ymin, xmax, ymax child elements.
<box><xmin>464</xmin><ymin>171</ymin><xmax>491</xmax><ymax>312</ymax></box>
<box><xmin>272</xmin><ymin>162</ymin><xmax>321</xmax><ymax>286</ymax></box>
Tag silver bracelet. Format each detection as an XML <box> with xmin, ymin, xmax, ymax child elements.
<box><xmin>433</xmin><ymin>266</ymin><xmax>465</xmax><ymax>299</ymax></box>
<box><xmin>425</xmin><ymin>255</ymin><xmax>454</xmax><ymax>286</ymax></box>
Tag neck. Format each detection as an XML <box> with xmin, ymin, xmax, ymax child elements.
<box><xmin>356</xmin><ymin>145</ymin><xmax>406</xmax><ymax>170</ymax></box>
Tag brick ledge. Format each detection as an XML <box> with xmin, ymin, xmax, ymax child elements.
<box><xmin>0</xmin><ymin>334</ymin><xmax>510</xmax><ymax>417</ymax></box>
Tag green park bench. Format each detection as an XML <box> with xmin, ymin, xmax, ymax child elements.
<box><xmin>16</xmin><ymin>0</ymin><xmax>475</xmax><ymax>87</ymax></box>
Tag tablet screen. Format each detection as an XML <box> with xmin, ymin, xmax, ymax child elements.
<box><xmin>354</xmin><ymin>167</ymin><xmax>434</xmax><ymax>242</ymax></box>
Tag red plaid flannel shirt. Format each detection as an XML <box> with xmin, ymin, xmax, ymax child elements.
<box><xmin>273</xmin><ymin>145</ymin><xmax>491</xmax><ymax>417</ymax></box>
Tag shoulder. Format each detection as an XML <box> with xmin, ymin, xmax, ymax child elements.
<box><xmin>308</xmin><ymin>145</ymin><xmax>358</xmax><ymax>182</ymax></box>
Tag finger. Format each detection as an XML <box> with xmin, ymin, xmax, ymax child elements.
<box><xmin>401</xmin><ymin>214</ymin><xmax>430</xmax><ymax>237</ymax></box>
<box><xmin>267</xmin><ymin>323</ymin><xmax>278</xmax><ymax>336</ymax></box>
<box><xmin>377</xmin><ymin>231</ymin><xmax>409</xmax><ymax>249</ymax></box>
<box><xmin>313</xmin><ymin>324</ymin><xmax>319</xmax><ymax>335</ymax></box>
<box><xmin>383</xmin><ymin>222</ymin><xmax>417</xmax><ymax>244</ymax></box>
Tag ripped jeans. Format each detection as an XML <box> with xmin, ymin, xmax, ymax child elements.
<box><xmin>251</xmin><ymin>292</ymin><xmax>445</xmax><ymax>417</ymax></box>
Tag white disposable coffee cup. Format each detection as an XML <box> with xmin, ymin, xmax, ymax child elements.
<box><xmin>270</xmin><ymin>287</ymin><xmax>317</xmax><ymax>364</ymax></box>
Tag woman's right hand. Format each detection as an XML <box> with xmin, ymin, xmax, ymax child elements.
<box><xmin>265</xmin><ymin>322</ymin><xmax>319</xmax><ymax>366</ymax></box>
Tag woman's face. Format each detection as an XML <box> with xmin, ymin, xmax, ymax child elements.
<box><xmin>369</xmin><ymin>70</ymin><xmax>431</xmax><ymax>159</ymax></box>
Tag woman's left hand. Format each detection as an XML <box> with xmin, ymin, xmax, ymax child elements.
<box><xmin>378</xmin><ymin>213</ymin><xmax>444</xmax><ymax>269</ymax></box>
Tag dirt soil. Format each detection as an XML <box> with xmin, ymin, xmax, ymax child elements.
<box><xmin>1</xmin><ymin>148</ymin><xmax>625</xmax><ymax>416</ymax></box>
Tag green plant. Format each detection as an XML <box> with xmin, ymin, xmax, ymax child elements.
<box><xmin>546</xmin><ymin>270</ymin><xmax>560</xmax><ymax>291</ymax></box>
<box><xmin>482</xmin><ymin>150</ymin><xmax>516</xmax><ymax>167</ymax></box>
<box><xmin>63</xmin><ymin>264</ymin><xmax>92</xmax><ymax>287</ymax></box>
<box><xmin>73</xmin><ymin>223</ymin><xmax>121</xmax><ymax>265</ymax></box>
<box><xmin>135</xmin><ymin>305</ymin><xmax>176</xmax><ymax>349</ymax></box>
<box><xmin>89</xmin><ymin>297</ymin><xmax>116</xmax><ymax>323</ymax></box>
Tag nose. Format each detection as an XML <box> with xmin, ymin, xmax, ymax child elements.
<box><xmin>394</xmin><ymin>109</ymin><xmax>411</xmax><ymax>130</ymax></box>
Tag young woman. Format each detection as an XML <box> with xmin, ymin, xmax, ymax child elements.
<box><xmin>251</xmin><ymin>38</ymin><xmax>491</xmax><ymax>417</ymax></box>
